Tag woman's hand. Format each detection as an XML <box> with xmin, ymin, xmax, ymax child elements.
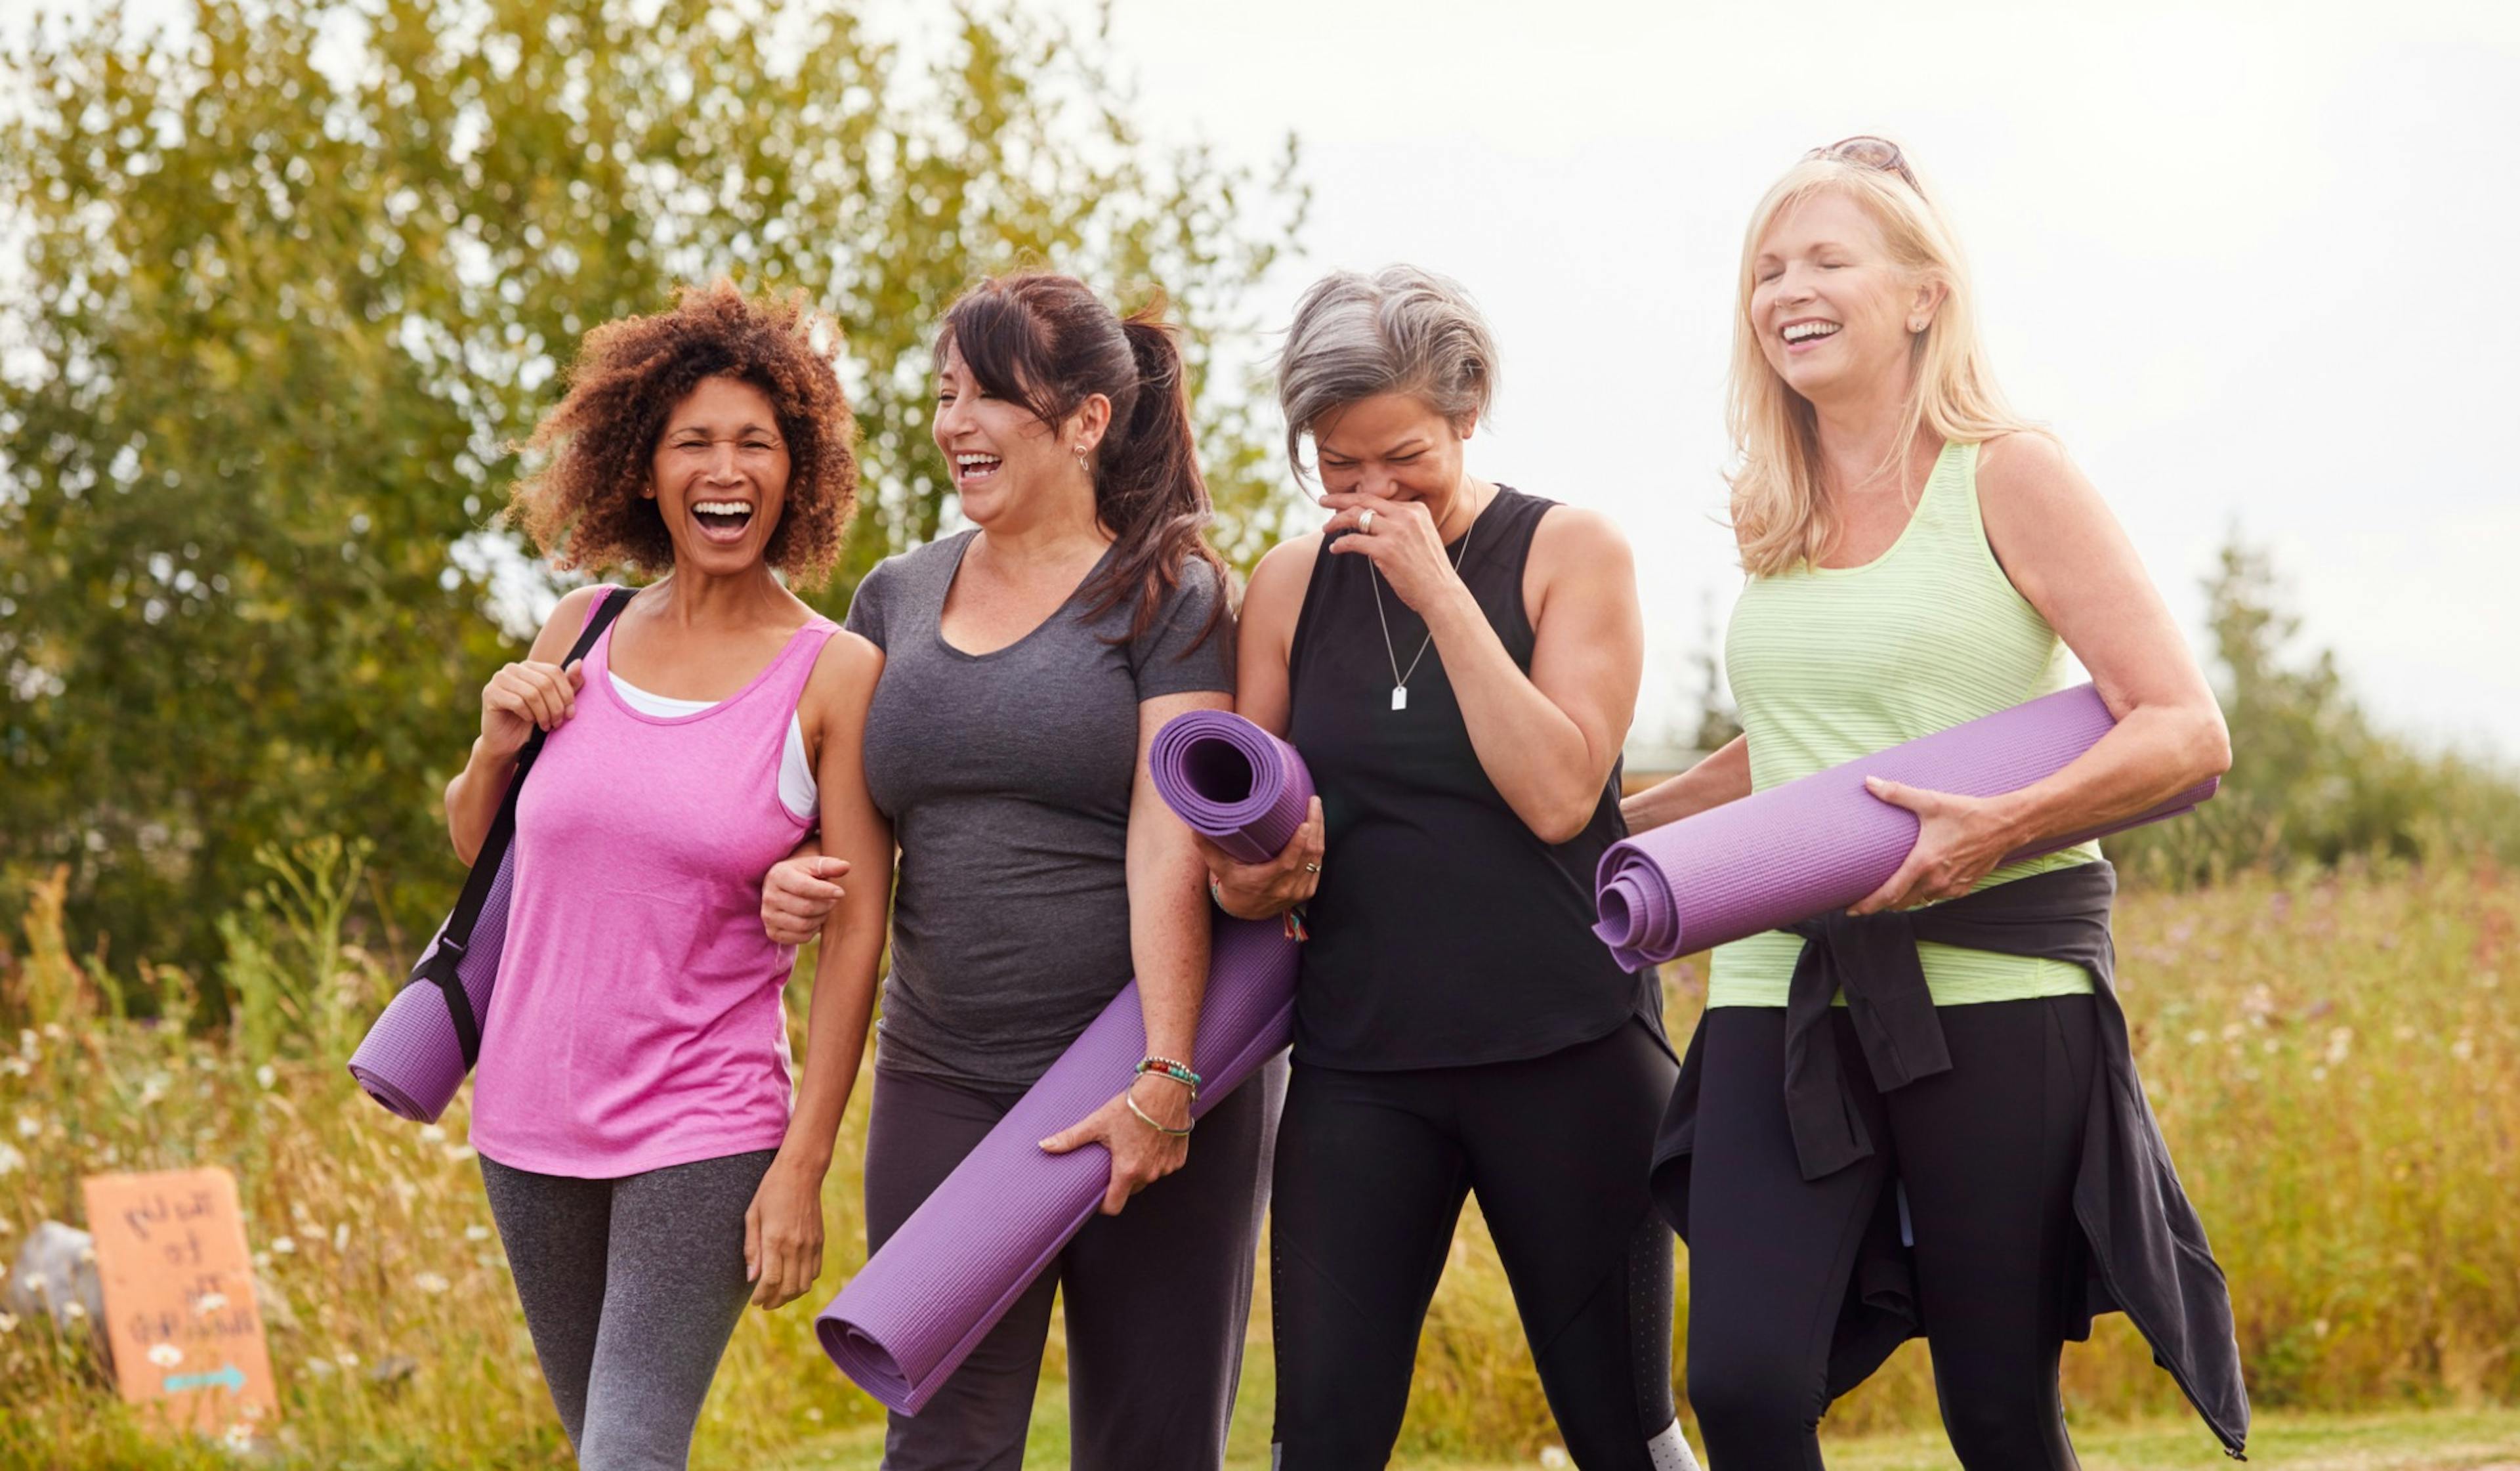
<box><xmin>1038</xmin><ymin>1073</ymin><xmax>1194</xmax><ymax>1216</ymax></box>
<box><xmin>1194</xmin><ymin>797</ymin><xmax>1324</xmax><ymax>920</ymax></box>
<box><xmin>763</xmin><ymin>853</ymin><xmax>850</xmax><ymax>945</ymax></box>
<box><xmin>479</xmin><ymin>658</ymin><xmax>587</xmax><ymax>763</ymax></box>
<box><xmin>1848</xmin><ymin>777</ymin><xmax>2023</xmax><ymax>915</ymax></box>
<box><xmin>1319</xmin><ymin>490</ymin><xmax>1479</xmax><ymax>616</ymax></box>
<box><xmin>742</xmin><ymin>1152</ymin><xmax>829</xmax><ymax>1310</ymax></box>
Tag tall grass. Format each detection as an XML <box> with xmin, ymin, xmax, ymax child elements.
<box><xmin>1</xmin><ymin>851</ymin><xmax>2513</xmax><ymax>1469</ymax></box>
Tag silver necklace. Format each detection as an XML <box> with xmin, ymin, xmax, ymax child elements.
<box><xmin>1366</xmin><ymin>492</ymin><xmax>1478</xmax><ymax>713</ymax></box>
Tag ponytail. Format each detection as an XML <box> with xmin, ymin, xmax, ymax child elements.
<box><xmin>938</xmin><ymin>276</ymin><xmax>1228</xmax><ymax>652</ymax></box>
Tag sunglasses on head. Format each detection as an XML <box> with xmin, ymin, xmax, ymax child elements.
<box><xmin>1805</xmin><ymin>135</ymin><xmax>1924</xmax><ymax>198</ymax></box>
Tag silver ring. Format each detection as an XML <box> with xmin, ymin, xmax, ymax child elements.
<box><xmin>1302</xmin><ymin>861</ymin><xmax>1320</xmax><ymax>874</ymax></box>
<box><xmin>1357</xmin><ymin>509</ymin><xmax>1376</xmax><ymax>535</ymax></box>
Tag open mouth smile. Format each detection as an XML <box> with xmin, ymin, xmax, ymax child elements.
<box><xmin>1781</xmin><ymin>318</ymin><xmax>1843</xmax><ymax>352</ymax></box>
<box><xmin>952</xmin><ymin>452</ymin><xmax>1003</xmax><ymax>486</ymax></box>
<box><xmin>691</xmin><ymin>500</ymin><xmax>755</xmax><ymax>544</ymax></box>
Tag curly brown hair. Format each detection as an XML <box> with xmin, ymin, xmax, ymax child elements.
<box><xmin>510</xmin><ymin>280</ymin><xmax>858</xmax><ymax>584</ymax></box>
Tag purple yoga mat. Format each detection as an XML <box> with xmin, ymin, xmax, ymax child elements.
<box><xmin>1593</xmin><ymin>684</ymin><xmax>2219</xmax><ymax>970</ymax></box>
<box><xmin>346</xmin><ymin>861</ymin><xmax>514</xmax><ymax>1122</ymax></box>
<box><xmin>816</xmin><ymin>710</ymin><xmax>1310</xmax><ymax>1415</ymax></box>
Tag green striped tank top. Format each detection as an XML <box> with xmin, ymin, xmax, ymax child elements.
<box><xmin>1708</xmin><ymin>439</ymin><xmax>2099</xmax><ymax>1009</ymax></box>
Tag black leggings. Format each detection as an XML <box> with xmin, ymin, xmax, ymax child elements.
<box><xmin>1271</xmin><ymin>1017</ymin><xmax>1689</xmax><ymax>1470</ymax></box>
<box><xmin>1683</xmin><ymin>997</ymin><xmax>2099</xmax><ymax>1470</ymax></box>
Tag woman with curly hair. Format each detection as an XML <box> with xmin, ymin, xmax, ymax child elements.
<box><xmin>763</xmin><ymin>273</ymin><xmax>1270</xmax><ymax>1470</ymax></box>
<box><xmin>440</xmin><ymin>280</ymin><xmax>892</xmax><ymax>1469</ymax></box>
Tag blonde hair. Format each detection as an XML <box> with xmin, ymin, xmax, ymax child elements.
<box><xmin>1726</xmin><ymin>152</ymin><xmax>2038</xmax><ymax>576</ymax></box>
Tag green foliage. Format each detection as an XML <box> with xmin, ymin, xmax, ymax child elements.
<box><xmin>0</xmin><ymin>0</ymin><xmax>1307</xmax><ymax>985</ymax></box>
<box><xmin>2113</xmin><ymin>534</ymin><xmax>2520</xmax><ymax>885</ymax></box>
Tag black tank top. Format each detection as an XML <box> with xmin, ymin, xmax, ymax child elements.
<box><xmin>1286</xmin><ymin>486</ymin><xmax>1659</xmax><ymax>1070</ymax></box>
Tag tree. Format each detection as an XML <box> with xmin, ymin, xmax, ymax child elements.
<box><xmin>0</xmin><ymin>0</ymin><xmax>1307</xmax><ymax>980</ymax></box>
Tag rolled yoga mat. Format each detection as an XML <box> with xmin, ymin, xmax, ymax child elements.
<box><xmin>1594</xmin><ymin>683</ymin><xmax>2220</xmax><ymax>970</ymax></box>
<box><xmin>816</xmin><ymin>710</ymin><xmax>1310</xmax><ymax>1415</ymax></box>
<box><xmin>347</xmin><ymin>867</ymin><xmax>514</xmax><ymax>1121</ymax></box>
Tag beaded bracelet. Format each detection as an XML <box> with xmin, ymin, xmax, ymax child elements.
<box><xmin>1135</xmin><ymin>1056</ymin><xmax>1202</xmax><ymax>1090</ymax></box>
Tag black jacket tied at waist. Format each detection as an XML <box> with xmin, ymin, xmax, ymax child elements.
<box><xmin>1651</xmin><ymin>861</ymin><xmax>2251</xmax><ymax>1459</ymax></box>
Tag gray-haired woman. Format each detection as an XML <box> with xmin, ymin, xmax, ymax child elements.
<box><xmin>1197</xmin><ymin>267</ymin><xmax>1697</xmax><ymax>1470</ymax></box>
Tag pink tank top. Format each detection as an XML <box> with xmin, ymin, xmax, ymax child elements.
<box><xmin>470</xmin><ymin>592</ymin><xmax>838</xmax><ymax>1178</ymax></box>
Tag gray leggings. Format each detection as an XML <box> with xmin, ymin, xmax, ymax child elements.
<box><xmin>864</xmin><ymin>1057</ymin><xmax>1285</xmax><ymax>1471</ymax></box>
<box><xmin>480</xmin><ymin>1149</ymin><xmax>776</xmax><ymax>1470</ymax></box>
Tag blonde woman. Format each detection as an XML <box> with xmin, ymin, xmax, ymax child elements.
<box><xmin>1624</xmin><ymin>139</ymin><xmax>2247</xmax><ymax>1468</ymax></box>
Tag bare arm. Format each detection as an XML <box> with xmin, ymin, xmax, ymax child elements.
<box><xmin>1038</xmin><ymin>687</ymin><xmax>1234</xmax><ymax>1214</ymax></box>
<box><xmin>1620</xmin><ymin>735</ymin><xmax>1753</xmax><ymax>835</ymax></box>
<box><xmin>1853</xmin><ymin>433</ymin><xmax>2231</xmax><ymax>913</ymax></box>
<box><xmin>442</xmin><ymin>584</ymin><xmax>609</xmax><ymax>866</ymax></box>
<box><xmin>745</xmin><ymin>633</ymin><xmax>892</xmax><ymax>1309</ymax></box>
<box><xmin>1198</xmin><ymin>539</ymin><xmax>1326</xmax><ymax>920</ymax></box>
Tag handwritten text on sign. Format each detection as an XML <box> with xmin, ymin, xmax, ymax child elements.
<box><xmin>82</xmin><ymin>1168</ymin><xmax>279</xmax><ymax>1436</ymax></box>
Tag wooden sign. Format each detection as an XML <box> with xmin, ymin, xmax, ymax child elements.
<box><xmin>81</xmin><ymin>1167</ymin><xmax>279</xmax><ymax>1436</ymax></box>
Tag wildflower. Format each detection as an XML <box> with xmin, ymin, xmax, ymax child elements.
<box><xmin>0</xmin><ymin>1313</ymin><xmax>17</xmax><ymax>1333</ymax></box>
<box><xmin>465</xmin><ymin>1225</ymin><xmax>491</xmax><ymax>1243</ymax></box>
<box><xmin>2221</xmin><ymin>1023</ymin><xmax>2244</xmax><ymax>1042</ymax></box>
<box><xmin>2261</xmin><ymin>1038</ymin><xmax>2280</xmax><ymax>1056</ymax></box>
<box><xmin>62</xmin><ymin>1301</ymin><xmax>85</xmax><ymax>1321</ymax></box>
<box><xmin>336</xmin><ymin>1350</ymin><xmax>359</xmax><ymax>1368</ymax></box>
<box><xmin>1540</xmin><ymin>1449</ymin><xmax>1572</xmax><ymax>1468</ymax></box>
<box><xmin>14</xmin><ymin>1114</ymin><xmax>37</xmax><ymax>1140</ymax></box>
<box><xmin>223</xmin><ymin>1422</ymin><xmax>253</xmax><ymax>1452</ymax></box>
<box><xmin>444</xmin><ymin>1145</ymin><xmax>476</xmax><ymax>1164</ymax></box>
<box><xmin>2185</xmin><ymin>1029</ymin><xmax>2208</xmax><ymax>1046</ymax></box>
<box><xmin>333</xmin><ymin>1224</ymin><xmax>348</xmax><ymax>1252</ymax></box>
<box><xmin>15</xmin><ymin>1029</ymin><xmax>33</xmax><ymax>1059</ymax></box>
<box><xmin>255</xmin><ymin>1064</ymin><xmax>276</xmax><ymax>1091</ymax></box>
<box><xmin>2452</xmin><ymin>1034</ymin><xmax>2475</xmax><ymax>1062</ymax></box>
<box><xmin>805</xmin><ymin>1407</ymin><xmax>824</xmax><ymax>1422</ymax></box>
<box><xmin>272</xmin><ymin>1236</ymin><xmax>296</xmax><ymax>1255</ymax></box>
<box><xmin>304</xmin><ymin>1357</ymin><xmax>335</xmax><ymax>1376</ymax></box>
<box><xmin>194</xmin><ymin>1292</ymin><xmax>228</xmax><ymax>1313</ymax></box>
<box><xmin>2325</xmin><ymin>1027</ymin><xmax>2353</xmax><ymax>1065</ymax></box>
<box><xmin>147</xmin><ymin>1343</ymin><xmax>184</xmax><ymax>1368</ymax></box>
<box><xmin>413</xmin><ymin>1272</ymin><xmax>450</xmax><ymax>1294</ymax></box>
<box><xmin>0</xmin><ymin>1141</ymin><xmax>24</xmax><ymax>1177</ymax></box>
<box><xmin>417</xmin><ymin>1124</ymin><xmax>447</xmax><ymax>1144</ymax></box>
<box><xmin>39</xmin><ymin>1023</ymin><xmax>64</xmax><ymax>1042</ymax></box>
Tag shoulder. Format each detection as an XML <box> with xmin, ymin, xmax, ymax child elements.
<box><xmin>1972</xmin><ymin>431</ymin><xmax>2083</xmax><ymax>507</ymax></box>
<box><xmin>798</xmin><ymin>627</ymin><xmax>885</xmax><ymax>729</ymax></box>
<box><xmin>1528</xmin><ymin>501</ymin><xmax>1631</xmax><ymax>561</ymax></box>
<box><xmin>525</xmin><ymin>583</ymin><xmax>618</xmax><ymax>663</ymax></box>
<box><xmin>1244</xmin><ymin>533</ymin><xmax>1324</xmax><ymax>618</ymax></box>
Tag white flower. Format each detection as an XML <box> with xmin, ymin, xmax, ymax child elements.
<box><xmin>0</xmin><ymin>1312</ymin><xmax>18</xmax><ymax>1333</ymax></box>
<box><xmin>222</xmin><ymin>1422</ymin><xmax>253</xmax><ymax>1451</ymax></box>
<box><xmin>335</xmin><ymin>1350</ymin><xmax>359</xmax><ymax>1368</ymax></box>
<box><xmin>2324</xmin><ymin>1027</ymin><xmax>2353</xmax><ymax>1065</ymax></box>
<box><xmin>2185</xmin><ymin>1029</ymin><xmax>2208</xmax><ymax>1046</ymax></box>
<box><xmin>15</xmin><ymin>1029</ymin><xmax>33</xmax><ymax>1059</ymax></box>
<box><xmin>1540</xmin><ymin>1449</ymin><xmax>1572</xmax><ymax>1468</ymax></box>
<box><xmin>194</xmin><ymin>1291</ymin><xmax>229</xmax><ymax>1313</ymax></box>
<box><xmin>0</xmin><ymin>1141</ymin><xmax>23</xmax><ymax>1177</ymax></box>
<box><xmin>14</xmin><ymin>1114</ymin><xmax>38</xmax><ymax>1140</ymax></box>
<box><xmin>417</xmin><ymin>1124</ymin><xmax>447</xmax><ymax>1143</ymax></box>
<box><xmin>272</xmin><ymin>1236</ymin><xmax>296</xmax><ymax>1255</ymax></box>
<box><xmin>62</xmin><ymin>1301</ymin><xmax>86</xmax><ymax>1320</ymax></box>
<box><xmin>333</xmin><ymin>1224</ymin><xmax>349</xmax><ymax>1251</ymax></box>
<box><xmin>255</xmin><ymin>1064</ymin><xmax>277</xmax><ymax>1090</ymax></box>
<box><xmin>413</xmin><ymin>1273</ymin><xmax>450</xmax><ymax>1294</ymax></box>
<box><xmin>443</xmin><ymin>1145</ymin><xmax>476</xmax><ymax>1164</ymax></box>
<box><xmin>147</xmin><ymin>1342</ymin><xmax>184</xmax><ymax>1368</ymax></box>
<box><xmin>304</xmin><ymin>1356</ymin><xmax>335</xmax><ymax>1376</ymax></box>
<box><xmin>464</xmin><ymin>1225</ymin><xmax>491</xmax><ymax>1243</ymax></box>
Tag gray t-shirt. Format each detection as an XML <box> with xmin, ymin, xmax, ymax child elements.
<box><xmin>849</xmin><ymin>532</ymin><xmax>1234</xmax><ymax>1088</ymax></box>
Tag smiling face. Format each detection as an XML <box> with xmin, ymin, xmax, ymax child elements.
<box><xmin>1750</xmin><ymin>188</ymin><xmax>1943</xmax><ymax>408</ymax></box>
<box><xmin>931</xmin><ymin>341</ymin><xmax>1105</xmax><ymax>529</ymax></box>
<box><xmin>646</xmin><ymin>374</ymin><xmax>790</xmax><ymax>576</ymax></box>
<box><xmin>1312</xmin><ymin>391</ymin><xmax>1473</xmax><ymax>521</ymax></box>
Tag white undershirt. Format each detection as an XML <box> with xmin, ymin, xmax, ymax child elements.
<box><xmin>608</xmin><ymin>672</ymin><xmax>818</xmax><ymax>821</ymax></box>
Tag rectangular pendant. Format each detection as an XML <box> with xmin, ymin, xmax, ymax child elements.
<box><xmin>1391</xmin><ymin>686</ymin><xmax>1408</xmax><ymax>712</ymax></box>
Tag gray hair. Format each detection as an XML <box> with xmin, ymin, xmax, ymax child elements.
<box><xmin>1276</xmin><ymin>265</ymin><xmax>1499</xmax><ymax>482</ymax></box>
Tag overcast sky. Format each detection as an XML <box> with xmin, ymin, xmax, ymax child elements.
<box><xmin>14</xmin><ymin>0</ymin><xmax>2519</xmax><ymax>758</ymax></box>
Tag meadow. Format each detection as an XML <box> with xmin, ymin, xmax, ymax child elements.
<box><xmin>2</xmin><ymin>850</ymin><xmax>2514</xmax><ymax>1470</ymax></box>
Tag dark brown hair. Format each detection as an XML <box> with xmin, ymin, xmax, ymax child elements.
<box><xmin>511</xmin><ymin>280</ymin><xmax>858</xmax><ymax>584</ymax></box>
<box><xmin>938</xmin><ymin>274</ymin><xmax>1226</xmax><ymax>649</ymax></box>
